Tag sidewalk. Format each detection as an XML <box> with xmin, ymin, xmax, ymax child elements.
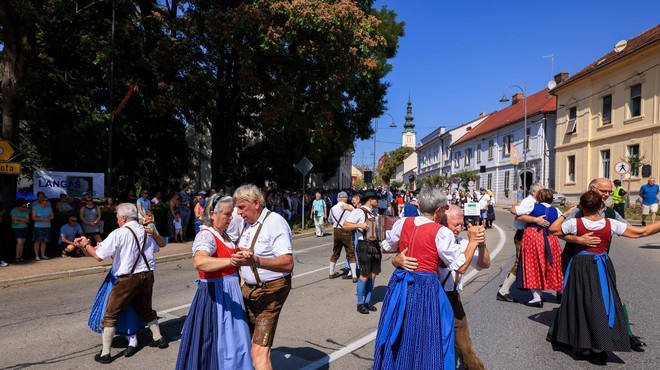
<box><xmin>1</xmin><ymin>230</ymin><xmax>316</xmax><ymax>289</ymax></box>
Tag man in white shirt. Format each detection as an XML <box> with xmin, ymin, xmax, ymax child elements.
<box><xmin>476</xmin><ymin>187</ymin><xmax>490</xmax><ymax>227</ymax></box>
<box><xmin>342</xmin><ymin>190</ymin><xmax>382</xmax><ymax>314</ymax></box>
<box><xmin>75</xmin><ymin>203</ymin><xmax>167</xmax><ymax>364</ymax></box>
<box><xmin>231</xmin><ymin>184</ymin><xmax>294</xmax><ymax>370</ymax></box>
<box><xmin>328</xmin><ymin>191</ymin><xmax>357</xmax><ymax>280</ymax></box>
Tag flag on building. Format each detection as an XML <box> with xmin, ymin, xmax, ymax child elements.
<box><xmin>510</xmin><ymin>143</ymin><xmax>521</xmax><ymax>165</ymax></box>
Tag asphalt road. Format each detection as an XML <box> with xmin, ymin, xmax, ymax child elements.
<box><xmin>1</xmin><ymin>210</ymin><xmax>659</xmax><ymax>369</ymax></box>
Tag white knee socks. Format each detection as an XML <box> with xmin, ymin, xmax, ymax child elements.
<box><xmin>102</xmin><ymin>327</ymin><xmax>116</xmax><ymax>356</ymax></box>
<box><xmin>148</xmin><ymin>320</ymin><xmax>162</xmax><ymax>341</ymax></box>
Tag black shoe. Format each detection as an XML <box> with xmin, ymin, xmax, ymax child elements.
<box><xmin>496</xmin><ymin>292</ymin><xmax>517</xmax><ymax>303</ymax></box>
<box><xmin>365</xmin><ymin>303</ymin><xmax>378</xmax><ymax>312</ymax></box>
<box><xmin>357</xmin><ymin>304</ymin><xmax>369</xmax><ymax>314</ymax></box>
<box><xmin>94</xmin><ymin>352</ymin><xmax>112</xmax><ymax>364</ymax></box>
<box><xmin>641</xmin><ymin>221</ymin><xmax>646</xmax><ymax>226</ymax></box>
<box><xmin>587</xmin><ymin>350</ymin><xmax>608</xmax><ymax>365</ymax></box>
<box><xmin>149</xmin><ymin>338</ymin><xmax>168</xmax><ymax>349</ymax></box>
<box><xmin>630</xmin><ymin>335</ymin><xmax>646</xmax><ymax>352</ymax></box>
<box><xmin>125</xmin><ymin>346</ymin><xmax>137</xmax><ymax>357</ymax></box>
<box><xmin>523</xmin><ymin>300</ymin><xmax>543</xmax><ymax>308</ymax></box>
<box><xmin>329</xmin><ymin>272</ymin><xmax>341</xmax><ymax>279</ymax></box>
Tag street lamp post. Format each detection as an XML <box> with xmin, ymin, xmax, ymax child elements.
<box><xmin>373</xmin><ymin>113</ymin><xmax>397</xmax><ymax>186</ymax></box>
<box><xmin>500</xmin><ymin>85</ymin><xmax>527</xmax><ymax>193</ymax></box>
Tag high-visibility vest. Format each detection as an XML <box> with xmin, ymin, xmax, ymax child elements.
<box><xmin>612</xmin><ymin>186</ymin><xmax>625</xmax><ymax>204</ymax></box>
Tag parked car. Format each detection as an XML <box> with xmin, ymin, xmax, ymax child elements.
<box><xmin>550</xmin><ymin>189</ymin><xmax>566</xmax><ymax>205</ymax></box>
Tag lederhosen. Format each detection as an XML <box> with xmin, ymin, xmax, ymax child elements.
<box><xmin>102</xmin><ymin>227</ymin><xmax>157</xmax><ymax>327</ymax></box>
<box><xmin>238</xmin><ymin>211</ymin><xmax>292</xmax><ymax>347</ymax></box>
<box><xmin>356</xmin><ymin>207</ymin><xmax>382</xmax><ymax>277</ymax></box>
<box><xmin>330</xmin><ymin>207</ymin><xmax>355</xmax><ymax>263</ymax></box>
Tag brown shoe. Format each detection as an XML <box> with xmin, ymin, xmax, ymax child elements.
<box><xmin>329</xmin><ymin>272</ymin><xmax>341</xmax><ymax>279</ymax></box>
<box><xmin>352</xmin><ymin>277</ymin><xmax>358</xmax><ymax>283</ymax></box>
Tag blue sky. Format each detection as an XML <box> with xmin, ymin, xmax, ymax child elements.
<box><xmin>352</xmin><ymin>0</ymin><xmax>660</xmax><ymax>169</ymax></box>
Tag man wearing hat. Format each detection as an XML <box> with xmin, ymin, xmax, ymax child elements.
<box><xmin>328</xmin><ymin>191</ymin><xmax>357</xmax><ymax>281</ymax></box>
<box><xmin>343</xmin><ymin>190</ymin><xmax>382</xmax><ymax>314</ymax></box>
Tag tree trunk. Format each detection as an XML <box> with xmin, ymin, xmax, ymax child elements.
<box><xmin>0</xmin><ymin>2</ymin><xmax>28</xmax><ymax>208</ymax></box>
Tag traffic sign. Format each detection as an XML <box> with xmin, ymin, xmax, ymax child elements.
<box><xmin>0</xmin><ymin>140</ymin><xmax>16</xmax><ymax>161</ymax></box>
<box><xmin>614</xmin><ymin>161</ymin><xmax>630</xmax><ymax>175</ymax></box>
<box><xmin>296</xmin><ymin>156</ymin><xmax>313</xmax><ymax>175</ymax></box>
<box><xmin>0</xmin><ymin>162</ymin><xmax>21</xmax><ymax>175</ymax></box>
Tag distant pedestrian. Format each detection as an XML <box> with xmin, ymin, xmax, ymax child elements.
<box><xmin>311</xmin><ymin>192</ymin><xmax>327</xmax><ymax>237</ymax></box>
<box><xmin>80</xmin><ymin>193</ymin><xmax>103</xmax><ymax>246</ymax></box>
<box><xmin>612</xmin><ymin>179</ymin><xmax>627</xmax><ymax>219</ymax></box>
<box><xmin>32</xmin><ymin>194</ymin><xmax>54</xmax><ymax>260</ymax></box>
<box><xmin>639</xmin><ymin>177</ymin><xmax>658</xmax><ymax>226</ymax></box>
<box><xmin>10</xmin><ymin>199</ymin><xmax>30</xmax><ymax>263</ymax></box>
<box><xmin>179</xmin><ymin>184</ymin><xmax>192</xmax><ymax>240</ymax></box>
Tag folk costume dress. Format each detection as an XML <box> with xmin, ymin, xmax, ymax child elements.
<box><xmin>88</xmin><ymin>268</ymin><xmax>147</xmax><ymax>335</ymax></box>
<box><xmin>175</xmin><ymin>226</ymin><xmax>253</xmax><ymax>370</ymax></box>
<box><xmin>374</xmin><ymin>217</ymin><xmax>456</xmax><ymax>370</ymax></box>
<box><xmin>554</xmin><ymin>218</ymin><xmax>631</xmax><ymax>352</ymax></box>
<box><xmin>517</xmin><ymin>202</ymin><xmax>564</xmax><ymax>291</ymax></box>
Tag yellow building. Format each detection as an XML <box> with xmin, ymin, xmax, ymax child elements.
<box><xmin>552</xmin><ymin>25</ymin><xmax>660</xmax><ymax>201</ymax></box>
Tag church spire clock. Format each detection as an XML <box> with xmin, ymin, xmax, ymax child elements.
<box><xmin>402</xmin><ymin>98</ymin><xmax>416</xmax><ymax>148</ymax></box>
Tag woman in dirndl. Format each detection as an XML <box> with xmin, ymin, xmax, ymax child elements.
<box><xmin>516</xmin><ymin>189</ymin><xmax>564</xmax><ymax>307</ymax></box>
<box><xmin>374</xmin><ymin>187</ymin><xmax>481</xmax><ymax>370</ymax></box>
<box><xmin>549</xmin><ymin>190</ymin><xmax>660</xmax><ymax>362</ymax></box>
<box><xmin>176</xmin><ymin>194</ymin><xmax>253</xmax><ymax>370</ymax></box>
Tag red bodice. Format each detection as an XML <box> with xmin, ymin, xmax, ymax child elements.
<box><xmin>399</xmin><ymin>217</ymin><xmax>443</xmax><ymax>273</ymax></box>
<box><xmin>198</xmin><ymin>230</ymin><xmax>238</xmax><ymax>279</ymax></box>
<box><xmin>576</xmin><ymin>218</ymin><xmax>611</xmax><ymax>254</ymax></box>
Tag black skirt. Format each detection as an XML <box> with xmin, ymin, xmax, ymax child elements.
<box><xmin>555</xmin><ymin>254</ymin><xmax>630</xmax><ymax>351</ymax></box>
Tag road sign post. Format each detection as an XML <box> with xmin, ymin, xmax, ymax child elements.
<box><xmin>296</xmin><ymin>157</ymin><xmax>314</xmax><ymax>230</ymax></box>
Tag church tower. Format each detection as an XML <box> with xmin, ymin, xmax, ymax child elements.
<box><xmin>402</xmin><ymin>98</ymin><xmax>416</xmax><ymax>148</ymax></box>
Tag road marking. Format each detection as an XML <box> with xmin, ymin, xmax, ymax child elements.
<box><xmin>293</xmin><ymin>242</ymin><xmax>332</xmax><ymax>254</ymax></box>
<box><xmin>157</xmin><ymin>255</ymin><xmax>346</xmax><ymax>317</ymax></box>
<box><xmin>299</xmin><ymin>223</ymin><xmax>507</xmax><ymax>370</ymax></box>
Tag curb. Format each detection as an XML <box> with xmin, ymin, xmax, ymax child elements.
<box><xmin>1</xmin><ymin>229</ymin><xmax>317</xmax><ymax>289</ymax></box>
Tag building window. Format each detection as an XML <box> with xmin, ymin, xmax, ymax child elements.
<box><xmin>628</xmin><ymin>144</ymin><xmax>640</xmax><ymax>177</ymax></box>
<box><xmin>487</xmin><ymin>173</ymin><xmax>493</xmax><ymax>190</ymax></box>
<box><xmin>630</xmin><ymin>83</ymin><xmax>641</xmax><ymax>118</ymax></box>
<box><xmin>488</xmin><ymin>140</ymin><xmax>494</xmax><ymax>160</ymax></box>
<box><xmin>504</xmin><ymin>170</ymin><xmax>510</xmax><ymax>190</ymax></box>
<box><xmin>566</xmin><ymin>107</ymin><xmax>577</xmax><ymax>134</ymax></box>
<box><xmin>476</xmin><ymin>144</ymin><xmax>481</xmax><ymax>162</ymax></box>
<box><xmin>602</xmin><ymin>94</ymin><xmax>612</xmax><ymax>125</ymax></box>
<box><xmin>465</xmin><ymin>148</ymin><xmax>472</xmax><ymax>166</ymax></box>
<box><xmin>601</xmin><ymin>150</ymin><xmax>610</xmax><ymax>179</ymax></box>
<box><xmin>567</xmin><ymin>155</ymin><xmax>575</xmax><ymax>182</ymax></box>
<box><xmin>502</xmin><ymin>135</ymin><xmax>513</xmax><ymax>156</ymax></box>
<box><xmin>454</xmin><ymin>151</ymin><xmax>461</xmax><ymax>168</ymax></box>
<box><xmin>525</xmin><ymin>127</ymin><xmax>531</xmax><ymax>151</ymax></box>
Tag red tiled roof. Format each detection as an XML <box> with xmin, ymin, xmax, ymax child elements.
<box><xmin>552</xmin><ymin>24</ymin><xmax>660</xmax><ymax>90</ymax></box>
<box><xmin>451</xmin><ymin>89</ymin><xmax>556</xmax><ymax>147</ymax></box>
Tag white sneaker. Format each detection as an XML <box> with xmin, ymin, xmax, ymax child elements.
<box><xmin>0</xmin><ymin>260</ymin><xmax>9</xmax><ymax>267</ymax></box>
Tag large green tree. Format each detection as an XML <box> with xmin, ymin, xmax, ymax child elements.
<box><xmin>1</xmin><ymin>0</ymin><xmax>403</xmax><ymax>202</ymax></box>
<box><xmin>178</xmin><ymin>0</ymin><xmax>404</xmax><ymax>188</ymax></box>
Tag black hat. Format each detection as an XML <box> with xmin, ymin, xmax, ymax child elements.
<box><xmin>362</xmin><ymin>190</ymin><xmax>381</xmax><ymax>200</ymax></box>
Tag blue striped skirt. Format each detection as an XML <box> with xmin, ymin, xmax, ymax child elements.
<box><xmin>373</xmin><ymin>269</ymin><xmax>455</xmax><ymax>370</ymax></box>
<box><xmin>88</xmin><ymin>269</ymin><xmax>146</xmax><ymax>335</ymax></box>
<box><xmin>176</xmin><ymin>273</ymin><xmax>253</xmax><ymax>370</ymax></box>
